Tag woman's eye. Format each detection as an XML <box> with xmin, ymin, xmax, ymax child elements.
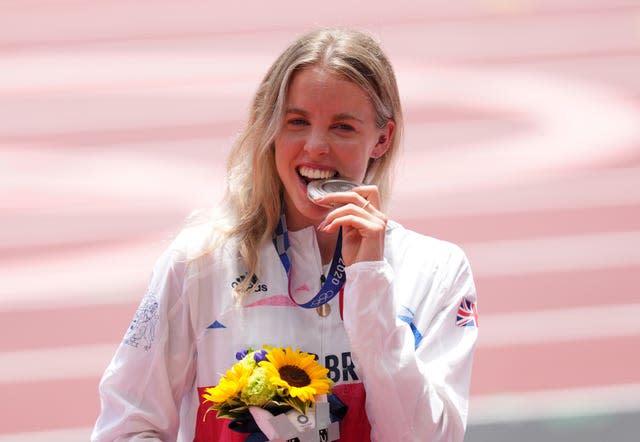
<box><xmin>333</xmin><ymin>123</ymin><xmax>355</xmax><ymax>132</ymax></box>
<box><xmin>287</xmin><ymin>118</ymin><xmax>309</xmax><ymax>127</ymax></box>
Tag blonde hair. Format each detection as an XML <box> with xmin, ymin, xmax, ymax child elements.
<box><xmin>221</xmin><ymin>28</ymin><xmax>404</xmax><ymax>281</ymax></box>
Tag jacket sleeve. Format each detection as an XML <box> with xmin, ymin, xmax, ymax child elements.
<box><xmin>91</xmin><ymin>247</ymin><xmax>197</xmax><ymax>441</ymax></box>
<box><xmin>343</xmin><ymin>245</ymin><xmax>478</xmax><ymax>442</ymax></box>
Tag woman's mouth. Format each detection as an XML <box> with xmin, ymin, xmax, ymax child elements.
<box><xmin>296</xmin><ymin>166</ymin><xmax>339</xmax><ymax>185</ymax></box>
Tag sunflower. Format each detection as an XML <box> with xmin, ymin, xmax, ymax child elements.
<box><xmin>259</xmin><ymin>347</ymin><xmax>332</xmax><ymax>405</ymax></box>
<box><xmin>202</xmin><ymin>362</ymin><xmax>251</xmax><ymax>405</ymax></box>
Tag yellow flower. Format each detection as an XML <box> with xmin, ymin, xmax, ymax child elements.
<box><xmin>203</xmin><ymin>362</ymin><xmax>251</xmax><ymax>404</ymax></box>
<box><xmin>260</xmin><ymin>347</ymin><xmax>332</xmax><ymax>403</ymax></box>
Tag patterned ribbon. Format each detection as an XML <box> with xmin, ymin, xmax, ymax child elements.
<box><xmin>273</xmin><ymin>210</ymin><xmax>346</xmax><ymax>308</ymax></box>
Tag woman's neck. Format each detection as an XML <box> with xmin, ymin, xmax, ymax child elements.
<box><xmin>316</xmin><ymin>229</ymin><xmax>339</xmax><ymax>265</ymax></box>
<box><xmin>283</xmin><ymin>202</ymin><xmax>337</xmax><ymax>264</ymax></box>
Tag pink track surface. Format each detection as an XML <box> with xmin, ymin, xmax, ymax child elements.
<box><xmin>2</xmin><ymin>0</ymin><xmax>639</xmax><ymax>438</ymax></box>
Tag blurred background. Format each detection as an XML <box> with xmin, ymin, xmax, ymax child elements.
<box><xmin>1</xmin><ymin>1</ymin><xmax>639</xmax><ymax>440</ymax></box>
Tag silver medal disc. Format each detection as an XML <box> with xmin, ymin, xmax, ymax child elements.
<box><xmin>307</xmin><ymin>179</ymin><xmax>362</xmax><ymax>207</ymax></box>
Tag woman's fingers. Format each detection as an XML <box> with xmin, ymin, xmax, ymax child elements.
<box><xmin>314</xmin><ymin>184</ymin><xmax>388</xmax><ymax>264</ymax></box>
<box><xmin>316</xmin><ymin>186</ymin><xmax>387</xmax><ymax>235</ymax></box>
<box><xmin>318</xmin><ymin>210</ymin><xmax>385</xmax><ymax>233</ymax></box>
<box><xmin>314</xmin><ymin>185</ymin><xmax>382</xmax><ymax>214</ymax></box>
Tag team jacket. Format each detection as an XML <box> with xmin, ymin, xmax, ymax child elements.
<box><xmin>92</xmin><ymin>220</ymin><xmax>478</xmax><ymax>442</ymax></box>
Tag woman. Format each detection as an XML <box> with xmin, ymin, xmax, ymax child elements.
<box><xmin>92</xmin><ymin>28</ymin><xmax>478</xmax><ymax>441</ymax></box>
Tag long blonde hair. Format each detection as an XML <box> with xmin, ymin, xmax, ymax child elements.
<box><xmin>222</xmin><ymin>28</ymin><xmax>404</xmax><ymax>280</ymax></box>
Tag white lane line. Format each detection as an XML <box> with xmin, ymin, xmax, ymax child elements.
<box><xmin>0</xmin><ymin>51</ymin><xmax>268</xmax><ymax>99</ymax></box>
<box><xmin>2</xmin><ymin>304</ymin><xmax>638</xmax><ymax>384</ymax></box>
<box><xmin>395</xmin><ymin>66</ymin><xmax>640</xmax><ymax>195</ymax></box>
<box><xmin>0</xmin><ymin>427</ymin><xmax>92</xmax><ymax>442</ymax></box>
<box><xmin>463</xmin><ymin>230</ymin><xmax>640</xmax><ymax>277</ymax></box>
<box><xmin>2</xmin><ymin>382</ymin><xmax>639</xmax><ymax>442</ymax></box>
<box><xmin>0</xmin><ymin>388</ymin><xmax>638</xmax><ymax>440</ymax></box>
<box><xmin>0</xmin><ymin>146</ymin><xmax>226</xmax><ymax>213</ymax></box>
<box><xmin>391</xmin><ymin>166</ymin><xmax>640</xmax><ymax>218</ymax></box>
<box><xmin>1</xmin><ymin>384</ymin><xmax>637</xmax><ymax>441</ymax></box>
<box><xmin>0</xmin><ymin>240</ymin><xmax>163</xmax><ymax>312</ymax></box>
<box><xmin>2</xmin><ymin>230</ymin><xmax>639</xmax><ymax>312</ymax></box>
<box><xmin>479</xmin><ymin>303</ymin><xmax>640</xmax><ymax>347</ymax></box>
<box><xmin>469</xmin><ymin>383</ymin><xmax>640</xmax><ymax>425</ymax></box>
<box><xmin>0</xmin><ymin>343</ymin><xmax>117</xmax><ymax>383</ymax></box>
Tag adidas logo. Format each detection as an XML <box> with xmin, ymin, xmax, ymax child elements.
<box><xmin>231</xmin><ymin>272</ymin><xmax>268</xmax><ymax>293</ymax></box>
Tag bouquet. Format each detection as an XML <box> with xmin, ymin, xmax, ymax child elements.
<box><xmin>202</xmin><ymin>346</ymin><xmax>333</xmax><ymax>421</ymax></box>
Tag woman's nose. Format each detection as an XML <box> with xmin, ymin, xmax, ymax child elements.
<box><xmin>303</xmin><ymin>129</ymin><xmax>330</xmax><ymax>156</ymax></box>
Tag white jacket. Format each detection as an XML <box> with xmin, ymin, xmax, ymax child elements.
<box><xmin>92</xmin><ymin>220</ymin><xmax>478</xmax><ymax>441</ymax></box>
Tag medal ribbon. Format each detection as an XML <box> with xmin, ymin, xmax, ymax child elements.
<box><xmin>273</xmin><ymin>210</ymin><xmax>346</xmax><ymax>308</ymax></box>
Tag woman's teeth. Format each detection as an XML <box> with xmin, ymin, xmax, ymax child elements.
<box><xmin>297</xmin><ymin>166</ymin><xmax>336</xmax><ymax>181</ymax></box>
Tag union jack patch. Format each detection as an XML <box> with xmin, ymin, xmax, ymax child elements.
<box><xmin>456</xmin><ymin>298</ymin><xmax>478</xmax><ymax>327</ymax></box>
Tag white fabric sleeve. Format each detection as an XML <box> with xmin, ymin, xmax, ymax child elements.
<box><xmin>91</xmin><ymin>248</ymin><xmax>197</xmax><ymax>442</ymax></box>
<box><xmin>343</xmin><ymin>249</ymin><xmax>478</xmax><ymax>442</ymax></box>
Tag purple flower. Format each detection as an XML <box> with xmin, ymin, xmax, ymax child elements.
<box><xmin>236</xmin><ymin>349</ymin><xmax>249</xmax><ymax>361</ymax></box>
<box><xmin>253</xmin><ymin>349</ymin><xmax>267</xmax><ymax>363</ymax></box>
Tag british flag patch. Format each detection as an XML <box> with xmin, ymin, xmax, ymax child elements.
<box><xmin>456</xmin><ymin>298</ymin><xmax>478</xmax><ymax>327</ymax></box>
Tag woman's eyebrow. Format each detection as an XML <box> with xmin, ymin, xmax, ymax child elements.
<box><xmin>333</xmin><ymin>112</ymin><xmax>364</xmax><ymax>123</ymax></box>
<box><xmin>284</xmin><ymin>107</ymin><xmax>309</xmax><ymax>116</ymax></box>
<box><xmin>284</xmin><ymin>108</ymin><xmax>364</xmax><ymax>123</ymax></box>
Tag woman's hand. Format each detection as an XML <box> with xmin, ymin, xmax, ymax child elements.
<box><xmin>316</xmin><ymin>185</ymin><xmax>387</xmax><ymax>266</ymax></box>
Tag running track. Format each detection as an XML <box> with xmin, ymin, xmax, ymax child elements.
<box><xmin>1</xmin><ymin>1</ymin><xmax>639</xmax><ymax>440</ymax></box>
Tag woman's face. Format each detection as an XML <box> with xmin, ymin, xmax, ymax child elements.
<box><xmin>274</xmin><ymin>65</ymin><xmax>394</xmax><ymax>230</ymax></box>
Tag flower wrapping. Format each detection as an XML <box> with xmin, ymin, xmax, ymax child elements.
<box><xmin>248</xmin><ymin>397</ymin><xmax>340</xmax><ymax>441</ymax></box>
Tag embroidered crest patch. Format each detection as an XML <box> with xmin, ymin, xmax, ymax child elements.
<box><xmin>124</xmin><ymin>290</ymin><xmax>159</xmax><ymax>351</ymax></box>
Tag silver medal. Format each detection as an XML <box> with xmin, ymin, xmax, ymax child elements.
<box><xmin>307</xmin><ymin>179</ymin><xmax>362</xmax><ymax>207</ymax></box>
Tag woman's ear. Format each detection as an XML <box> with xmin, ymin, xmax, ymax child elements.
<box><xmin>371</xmin><ymin>121</ymin><xmax>395</xmax><ymax>159</ymax></box>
